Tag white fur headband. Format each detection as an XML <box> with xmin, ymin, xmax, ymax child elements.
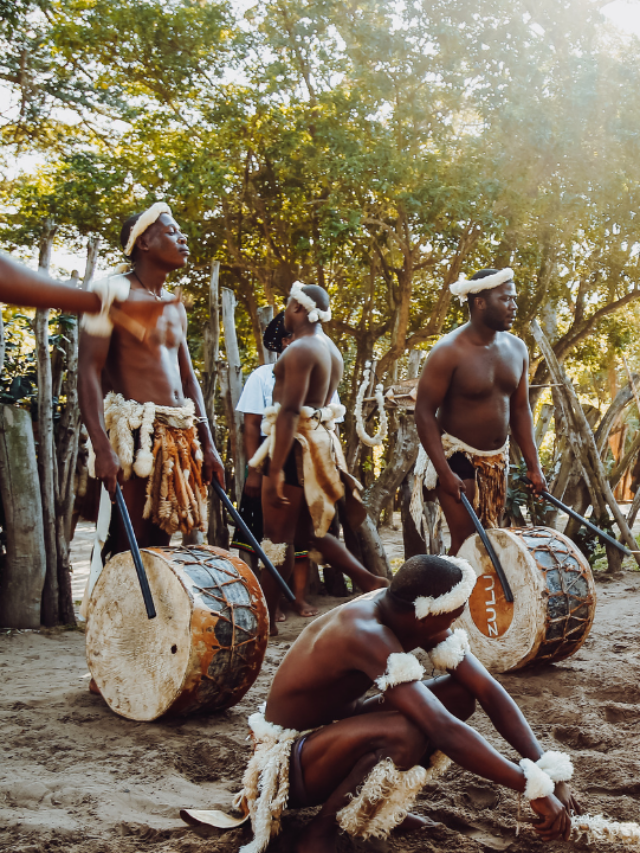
<box><xmin>450</xmin><ymin>268</ymin><xmax>514</xmax><ymax>305</ymax></box>
<box><xmin>289</xmin><ymin>281</ymin><xmax>331</xmax><ymax>323</ymax></box>
<box><xmin>414</xmin><ymin>555</ymin><xmax>477</xmax><ymax>619</ymax></box>
<box><xmin>123</xmin><ymin>202</ymin><xmax>172</xmax><ymax>257</ymax></box>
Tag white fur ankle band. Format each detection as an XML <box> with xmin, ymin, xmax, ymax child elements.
<box><xmin>536</xmin><ymin>750</ymin><xmax>573</xmax><ymax>783</ymax></box>
<box><xmin>375</xmin><ymin>653</ymin><xmax>425</xmax><ymax>691</ymax></box>
<box><xmin>450</xmin><ymin>268</ymin><xmax>514</xmax><ymax>305</ymax></box>
<box><xmin>520</xmin><ymin>758</ymin><xmax>554</xmax><ymax>800</ymax></box>
<box><xmin>414</xmin><ymin>556</ymin><xmax>477</xmax><ymax>619</ymax></box>
<box><xmin>429</xmin><ymin>629</ymin><xmax>470</xmax><ymax>671</ymax></box>
<box><xmin>289</xmin><ymin>281</ymin><xmax>331</xmax><ymax>323</ymax></box>
<box><xmin>124</xmin><ymin>202</ymin><xmax>172</xmax><ymax>257</ymax></box>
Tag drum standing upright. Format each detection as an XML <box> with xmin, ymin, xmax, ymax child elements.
<box><xmin>86</xmin><ymin>545</ymin><xmax>268</xmax><ymax>720</ymax></box>
<box><xmin>457</xmin><ymin>527</ymin><xmax>596</xmax><ymax>672</ymax></box>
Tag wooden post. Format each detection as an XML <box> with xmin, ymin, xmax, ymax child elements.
<box><xmin>0</xmin><ymin>405</ymin><xmax>46</xmax><ymax>628</ymax></box>
<box><xmin>82</xmin><ymin>236</ymin><xmax>100</xmax><ymax>289</ymax></box>
<box><xmin>36</xmin><ymin>222</ymin><xmax>60</xmax><ymax>626</ymax></box>
<box><xmin>531</xmin><ymin>321</ymin><xmax>640</xmax><ymax>567</ymax></box>
<box><xmin>221</xmin><ymin>287</ymin><xmax>245</xmax><ymax>504</ymax></box>
<box><xmin>258</xmin><ymin>304</ymin><xmax>276</xmax><ymax>365</ymax></box>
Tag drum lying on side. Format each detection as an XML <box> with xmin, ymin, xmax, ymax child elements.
<box><xmin>85</xmin><ymin>545</ymin><xmax>268</xmax><ymax>721</ymax></box>
<box><xmin>457</xmin><ymin>527</ymin><xmax>596</xmax><ymax>673</ymax></box>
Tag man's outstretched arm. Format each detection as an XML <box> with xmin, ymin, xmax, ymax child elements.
<box><xmin>414</xmin><ymin>343</ymin><xmax>464</xmax><ymax>501</ymax></box>
<box><xmin>0</xmin><ymin>253</ymin><xmax>101</xmax><ymax>313</ymax></box>
<box><xmin>509</xmin><ymin>345</ymin><xmax>547</xmax><ymax>493</ymax></box>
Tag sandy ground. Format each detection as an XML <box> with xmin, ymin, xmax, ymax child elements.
<box><xmin>1</xmin><ymin>521</ymin><xmax>639</xmax><ymax>853</ymax></box>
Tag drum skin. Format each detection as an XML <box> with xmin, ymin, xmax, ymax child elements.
<box><xmin>85</xmin><ymin>545</ymin><xmax>268</xmax><ymax>721</ymax></box>
<box><xmin>457</xmin><ymin>527</ymin><xmax>596</xmax><ymax>673</ymax></box>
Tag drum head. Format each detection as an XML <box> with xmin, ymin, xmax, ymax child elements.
<box><xmin>86</xmin><ymin>549</ymin><xmax>194</xmax><ymax>720</ymax></box>
<box><xmin>457</xmin><ymin>529</ymin><xmax>548</xmax><ymax>672</ymax></box>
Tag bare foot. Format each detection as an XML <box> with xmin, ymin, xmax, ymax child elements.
<box><xmin>358</xmin><ymin>573</ymin><xmax>390</xmax><ymax>593</ymax></box>
<box><xmin>295</xmin><ymin>815</ymin><xmax>338</xmax><ymax>852</ymax></box>
<box><xmin>396</xmin><ymin>812</ymin><xmax>442</xmax><ymax>833</ymax></box>
<box><xmin>293</xmin><ymin>598</ymin><xmax>319</xmax><ymax>617</ymax></box>
<box><xmin>276</xmin><ymin>607</ymin><xmax>287</xmax><ymax>623</ymax></box>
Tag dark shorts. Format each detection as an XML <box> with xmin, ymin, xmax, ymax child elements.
<box><xmin>288</xmin><ymin>734</ymin><xmax>313</xmax><ymax>809</ymax></box>
<box><xmin>444</xmin><ymin>451</ymin><xmax>475</xmax><ymax>482</ymax></box>
<box><xmin>232</xmin><ymin>441</ymin><xmax>308</xmax><ymax>559</ymax></box>
<box><xmin>262</xmin><ymin>441</ymin><xmax>301</xmax><ymax>488</ymax></box>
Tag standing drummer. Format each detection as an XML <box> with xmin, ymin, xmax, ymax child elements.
<box><xmin>414</xmin><ymin>268</ymin><xmax>546</xmax><ymax>554</ymax></box>
<box><xmin>78</xmin><ymin>202</ymin><xmax>225</xmax><ymax>562</ymax></box>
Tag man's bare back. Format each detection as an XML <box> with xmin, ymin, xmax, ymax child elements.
<box><xmin>272</xmin><ymin>330</ymin><xmax>342</xmax><ymax>410</ymax></box>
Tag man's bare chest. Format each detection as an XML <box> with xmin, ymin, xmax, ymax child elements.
<box><xmin>451</xmin><ymin>347</ymin><xmax>522</xmax><ymax>399</ymax></box>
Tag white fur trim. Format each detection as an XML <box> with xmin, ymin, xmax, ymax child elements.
<box><xmin>536</xmin><ymin>750</ymin><xmax>573</xmax><ymax>783</ymax></box>
<box><xmin>289</xmin><ymin>281</ymin><xmax>331</xmax><ymax>323</ymax></box>
<box><xmin>375</xmin><ymin>652</ymin><xmax>425</xmax><ymax>691</ymax></box>
<box><xmin>261</xmin><ymin>539</ymin><xmax>288</xmax><ymax>567</ymax></box>
<box><xmin>520</xmin><ymin>758</ymin><xmax>554</xmax><ymax>801</ymax></box>
<box><xmin>429</xmin><ymin>628</ymin><xmax>470</xmax><ymax>671</ymax></box>
<box><xmin>123</xmin><ymin>202</ymin><xmax>172</xmax><ymax>257</ymax></box>
<box><xmin>81</xmin><ymin>274</ymin><xmax>131</xmax><ymax>337</ymax></box>
<box><xmin>234</xmin><ymin>709</ymin><xmax>303</xmax><ymax>853</ymax></box>
<box><xmin>450</xmin><ymin>268</ymin><xmax>514</xmax><ymax>304</ymax></box>
<box><xmin>337</xmin><ymin>751</ymin><xmax>450</xmax><ymax>840</ymax></box>
<box><xmin>355</xmin><ymin>361</ymin><xmax>388</xmax><ymax>448</ymax></box>
<box><xmin>414</xmin><ymin>556</ymin><xmax>477</xmax><ymax>619</ymax></box>
<box><xmin>572</xmin><ymin>813</ymin><xmax>640</xmax><ymax>845</ymax></box>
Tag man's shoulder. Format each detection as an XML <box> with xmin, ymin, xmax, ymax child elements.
<box><xmin>501</xmin><ymin>331</ymin><xmax>527</xmax><ymax>354</ymax></box>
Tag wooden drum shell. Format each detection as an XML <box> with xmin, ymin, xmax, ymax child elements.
<box><xmin>457</xmin><ymin>527</ymin><xmax>596</xmax><ymax>673</ymax></box>
<box><xmin>85</xmin><ymin>545</ymin><xmax>268</xmax><ymax>721</ymax></box>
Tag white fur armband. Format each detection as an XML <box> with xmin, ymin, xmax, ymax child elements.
<box><xmin>81</xmin><ymin>274</ymin><xmax>131</xmax><ymax>336</ymax></box>
<box><xmin>428</xmin><ymin>629</ymin><xmax>470</xmax><ymax>671</ymax></box>
<box><xmin>520</xmin><ymin>758</ymin><xmax>555</xmax><ymax>801</ymax></box>
<box><xmin>536</xmin><ymin>750</ymin><xmax>573</xmax><ymax>783</ymax></box>
<box><xmin>375</xmin><ymin>653</ymin><xmax>425</xmax><ymax>692</ymax></box>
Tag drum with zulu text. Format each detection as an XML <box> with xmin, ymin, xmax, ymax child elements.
<box><xmin>85</xmin><ymin>545</ymin><xmax>268</xmax><ymax>721</ymax></box>
<box><xmin>457</xmin><ymin>527</ymin><xmax>596</xmax><ymax>673</ymax></box>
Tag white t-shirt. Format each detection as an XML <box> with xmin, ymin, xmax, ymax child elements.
<box><xmin>236</xmin><ymin>363</ymin><xmax>343</xmax><ymax>434</ymax></box>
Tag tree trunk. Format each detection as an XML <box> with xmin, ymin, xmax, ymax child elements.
<box><xmin>399</xmin><ymin>472</ymin><xmax>426</xmax><ymax>559</ymax></box>
<box><xmin>220</xmin><ymin>287</ymin><xmax>245</xmax><ymax>504</ymax></box>
<box><xmin>531</xmin><ymin>321</ymin><xmax>640</xmax><ymax>569</ymax></box>
<box><xmin>0</xmin><ymin>405</ymin><xmax>46</xmax><ymax>628</ymax></box>
<box><xmin>36</xmin><ymin>223</ymin><xmax>59</xmax><ymax>626</ymax></box>
<box><xmin>258</xmin><ymin>304</ymin><xmax>276</xmax><ymax>365</ymax></box>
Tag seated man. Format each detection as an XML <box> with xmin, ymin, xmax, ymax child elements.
<box><xmin>234</xmin><ymin>554</ymin><xmax>580</xmax><ymax>852</ymax></box>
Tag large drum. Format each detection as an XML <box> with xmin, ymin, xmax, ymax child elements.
<box><xmin>86</xmin><ymin>545</ymin><xmax>268</xmax><ymax>720</ymax></box>
<box><xmin>457</xmin><ymin>527</ymin><xmax>596</xmax><ymax>673</ymax></box>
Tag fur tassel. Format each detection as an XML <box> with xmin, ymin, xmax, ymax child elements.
<box><xmin>261</xmin><ymin>539</ymin><xmax>288</xmax><ymax>567</ymax></box>
<box><xmin>429</xmin><ymin>629</ymin><xmax>470</xmax><ymax>671</ymax></box>
<box><xmin>571</xmin><ymin>813</ymin><xmax>640</xmax><ymax>845</ymax></box>
<box><xmin>520</xmin><ymin>758</ymin><xmax>554</xmax><ymax>800</ymax></box>
<box><xmin>375</xmin><ymin>653</ymin><xmax>425</xmax><ymax>691</ymax></box>
<box><xmin>336</xmin><ymin>750</ymin><xmax>451</xmax><ymax>840</ymax></box>
<box><xmin>536</xmin><ymin>750</ymin><xmax>573</xmax><ymax>783</ymax></box>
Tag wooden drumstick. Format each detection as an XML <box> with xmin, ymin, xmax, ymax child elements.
<box><xmin>520</xmin><ymin>477</ymin><xmax>631</xmax><ymax>557</ymax></box>
<box><xmin>460</xmin><ymin>493</ymin><xmax>514</xmax><ymax>603</ymax></box>
<box><xmin>115</xmin><ymin>484</ymin><xmax>157</xmax><ymax>619</ymax></box>
<box><xmin>210</xmin><ymin>479</ymin><xmax>295</xmax><ymax>602</ymax></box>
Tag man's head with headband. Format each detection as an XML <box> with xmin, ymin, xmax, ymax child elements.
<box><xmin>284</xmin><ymin>281</ymin><xmax>331</xmax><ymax>331</ymax></box>
<box><xmin>384</xmin><ymin>553</ymin><xmax>476</xmax><ymax>628</ymax></box>
<box><xmin>119</xmin><ymin>202</ymin><xmax>189</xmax><ymax>268</ymax></box>
<box><xmin>450</xmin><ymin>268</ymin><xmax>517</xmax><ymax>333</ymax></box>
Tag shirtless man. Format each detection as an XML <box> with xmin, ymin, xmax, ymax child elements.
<box><xmin>250</xmin><ymin>282</ymin><xmax>387</xmax><ymax>634</ymax></box>
<box><xmin>414</xmin><ymin>268</ymin><xmax>546</xmax><ymax>553</ymax></box>
<box><xmin>78</xmin><ymin>202</ymin><xmax>224</xmax><ymax>556</ymax></box>
<box><xmin>0</xmin><ymin>251</ymin><xmax>102</xmax><ymax>312</ymax></box>
<box><xmin>232</xmin><ymin>553</ymin><xmax>580</xmax><ymax>852</ymax></box>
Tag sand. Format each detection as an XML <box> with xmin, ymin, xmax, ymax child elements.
<box><xmin>1</xmin><ymin>523</ymin><xmax>639</xmax><ymax>853</ymax></box>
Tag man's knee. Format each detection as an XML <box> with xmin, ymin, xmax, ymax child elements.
<box><xmin>379</xmin><ymin>715</ymin><xmax>428</xmax><ymax>770</ymax></box>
